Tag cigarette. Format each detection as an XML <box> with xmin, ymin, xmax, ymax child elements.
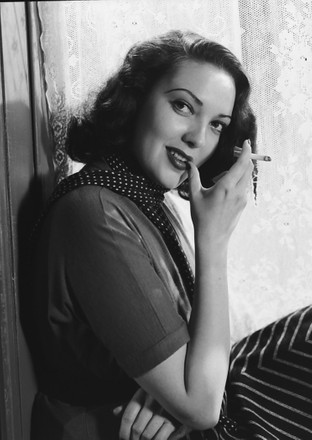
<box><xmin>234</xmin><ymin>147</ymin><xmax>271</xmax><ymax>162</ymax></box>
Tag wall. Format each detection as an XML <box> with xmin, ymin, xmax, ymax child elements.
<box><xmin>0</xmin><ymin>3</ymin><xmax>54</xmax><ymax>439</ymax></box>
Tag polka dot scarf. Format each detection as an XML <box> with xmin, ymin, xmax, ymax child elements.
<box><xmin>44</xmin><ymin>152</ymin><xmax>195</xmax><ymax>302</ymax></box>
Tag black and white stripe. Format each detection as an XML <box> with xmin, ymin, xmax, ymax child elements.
<box><xmin>226</xmin><ymin>305</ymin><xmax>312</xmax><ymax>439</ymax></box>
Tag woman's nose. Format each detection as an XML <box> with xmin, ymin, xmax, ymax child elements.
<box><xmin>181</xmin><ymin>121</ymin><xmax>206</xmax><ymax>149</ymax></box>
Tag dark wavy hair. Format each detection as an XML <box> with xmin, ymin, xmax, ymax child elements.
<box><xmin>66</xmin><ymin>30</ymin><xmax>257</xmax><ymax>190</ymax></box>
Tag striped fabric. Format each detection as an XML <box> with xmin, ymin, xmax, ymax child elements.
<box><xmin>226</xmin><ymin>305</ymin><xmax>312</xmax><ymax>439</ymax></box>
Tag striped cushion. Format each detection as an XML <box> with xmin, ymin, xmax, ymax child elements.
<box><xmin>226</xmin><ymin>305</ymin><xmax>312</xmax><ymax>439</ymax></box>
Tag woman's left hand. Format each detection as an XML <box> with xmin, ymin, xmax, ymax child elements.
<box><xmin>114</xmin><ymin>388</ymin><xmax>191</xmax><ymax>440</ymax></box>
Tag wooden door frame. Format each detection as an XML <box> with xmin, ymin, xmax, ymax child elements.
<box><xmin>0</xmin><ymin>2</ymin><xmax>54</xmax><ymax>439</ymax></box>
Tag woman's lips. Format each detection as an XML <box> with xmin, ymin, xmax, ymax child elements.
<box><xmin>166</xmin><ymin>147</ymin><xmax>192</xmax><ymax>171</ymax></box>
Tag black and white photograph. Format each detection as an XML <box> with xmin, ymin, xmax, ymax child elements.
<box><xmin>0</xmin><ymin>1</ymin><xmax>311</xmax><ymax>439</ymax></box>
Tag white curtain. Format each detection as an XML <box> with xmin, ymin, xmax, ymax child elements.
<box><xmin>229</xmin><ymin>0</ymin><xmax>312</xmax><ymax>340</ymax></box>
<box><xmin>38</xmin><ymin>0</ymin><xmax>242</xmax><ymax>177</ymax></box>
<box><xmin>38</xmin><ymin>0</ymin><xmax>312</xmax><ymax>342</ymax></box>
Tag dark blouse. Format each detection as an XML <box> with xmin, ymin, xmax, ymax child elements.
<box><xmin>30</xmin><ymin>169</ymin><xmax>312</xmax><ymax>440</ymax></box>
<box><xmin>31</xmin><ymin>178</ymin><xmax>193</xmax><ymax>438</ymax></box>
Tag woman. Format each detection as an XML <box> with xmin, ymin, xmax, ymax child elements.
<box><xmin>30</xmin><ymin>30</ymin><xmax>312</xmax><ymax>440</ymax></box>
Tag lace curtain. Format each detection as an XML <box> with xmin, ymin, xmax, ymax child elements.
<box><xmin>38</xmin><ymin>0</ymin><xmax>312</xmax><ymax>342</ymax></box>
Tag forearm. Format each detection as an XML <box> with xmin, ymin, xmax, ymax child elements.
<box><xmin>136</xmin><ymin>239</ymin><xmax>231</xmax><ymax>431</ymax></box>
<box><xmin>185</xmin><ymin>236</ymin><xmax>230</xmax><ymax>421</ymax></box>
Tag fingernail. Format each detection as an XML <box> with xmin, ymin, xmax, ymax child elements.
<box><xmin>113</xmin><ymin>406</ymin><xmax>123</xmax><ymax>416</ymax></box>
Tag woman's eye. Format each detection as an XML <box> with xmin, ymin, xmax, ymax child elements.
<box><xmin>171</xmin><ymin>100</ymin><xmax>193</xmax><ymax>115</ymax></box>
<box><xmin>211</xmin><ymin>121</ymin><xmax>227</xmax><ymax>134</ymax></box>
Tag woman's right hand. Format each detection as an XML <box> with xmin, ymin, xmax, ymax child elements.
<box><xmin>188</xmin><ymin>139</ymin><xmax>254</xmax><ymax>246</ymax></box>
<box><xmin>114</xmin><ymin>388</ymin><xmax>191</xmax><ymax>440</ymax></box>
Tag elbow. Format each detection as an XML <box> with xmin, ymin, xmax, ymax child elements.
<box><xmin>184</xmin><ymin>411</ymin><xmax>220</xmax><ymax>431</ymax></box>
<box><xmin>180</xmin><ymin>382</ymin><xmax>225</xmax><ymax>430</ymax></box>
<box><xmin>178</xmin><ymin>402</ymin><xmax>221</xmax><ymax>431</ymax></box>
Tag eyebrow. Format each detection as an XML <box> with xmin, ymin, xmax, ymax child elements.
<box><xmin>165</xmin><ymin>88</ymin><xmax>232</xmax><ymax>119</ymax></box>
<box><xmin>165</xmin><ymin>88</ymin><xmax>203</xmax><ymax>106</ymax></box>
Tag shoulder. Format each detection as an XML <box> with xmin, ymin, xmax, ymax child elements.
<box><xmin>48</xmin><ymin>184</ymin><xmax>149</xmax><ymax>236</ymax></box>
<box><xmin>52</xmin><ymin>185</ymin><xmax>133</xmax><ymax>218</ymax></box>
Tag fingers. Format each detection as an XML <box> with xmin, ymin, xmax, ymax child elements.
<box><xmin>152</xmin><ymin>420</ymin><xmax>176</xmax><ymax>440</ymax></box>
<box><xmin>187</xmin><ymin>161</ymin><xmax>202</xmax><ymax>199</ymax></box>
<box><xmin>118</xmin><ymin>388</ymin><xmax>178</xmax><ymax>440</ymax></box>
<box><xmin>139</xmin><ymin>416</ymin><xmax>176</xmax><ymax>440</ymax></box>
<box><xmin>129</xmin><ymin>394</ymin><xmax>155</xmax><ymax>440</ymax></box>
<box><xmin>168</xmin><ymin>424</ymin><xmax>192</xmax><ymax>439</ymax></box>
<box><xmin>119</xmin><ymin>388</ymin><xmax>146</xmax><ymax>440</ymax></box>
<box><xmin>221</xmin><ymin>139</ymin><xmax>252</xmax><ymax>187</ymax></box>
<box><xmin>188</xmin><ymin>138</ymin><xmax>252</xmax><ymax>196</ymax></box>
<box><xmin>212</xmin><ymin>171</ymin><xmax>228</xmax><ymax>184</ymax></box>
<box><xmin>236</xmin><ymin>159</ymin><xmax>254</xmax><ymax>194</ymax></box>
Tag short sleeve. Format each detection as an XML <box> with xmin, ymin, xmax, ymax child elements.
<box><xmin>53</xmin><ymin>186</ymin><xmax>190</xmax><ymax>378</ymax></box>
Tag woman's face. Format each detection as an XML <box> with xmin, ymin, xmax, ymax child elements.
<box><xmin>132</xmin><ymin>60</ymin><xmax>236</xmax><ymax>189</ymax></box>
